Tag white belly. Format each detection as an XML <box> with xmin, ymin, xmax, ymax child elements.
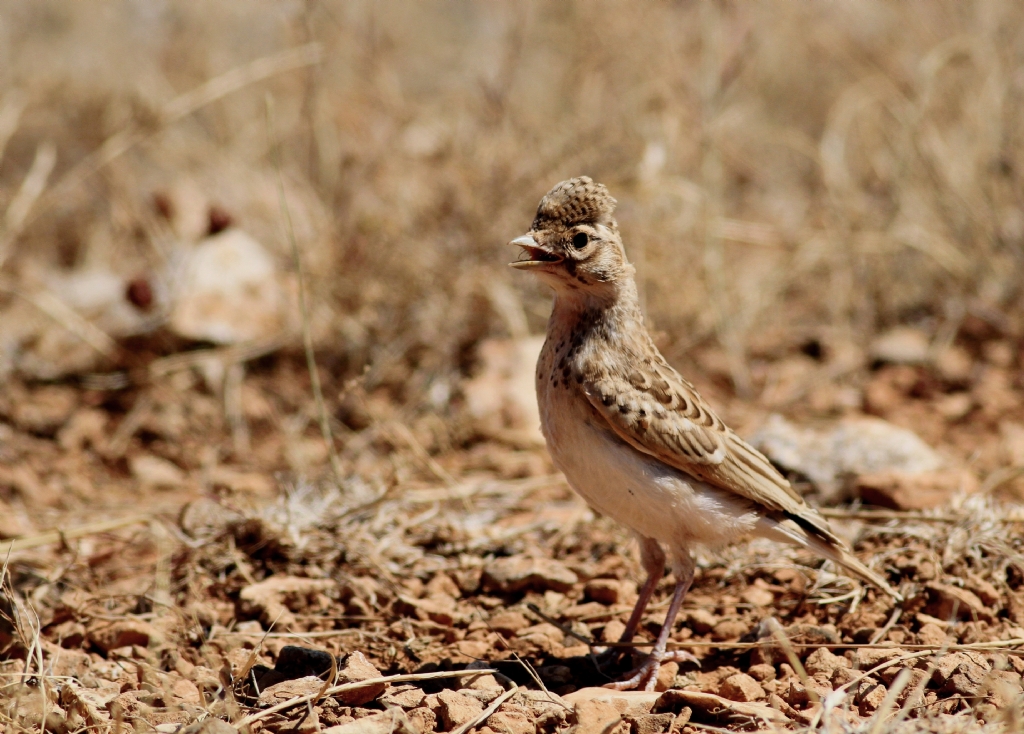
<box><xmin>539</xmin><ymin>382</ymin><xmax>761</xmax><ymax>558</ymax></box>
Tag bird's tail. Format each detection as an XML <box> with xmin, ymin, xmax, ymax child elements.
<box><xmin>756</xmin><ymin>516</ymin><xmax>903</xmax><ymax>602</ymax></box>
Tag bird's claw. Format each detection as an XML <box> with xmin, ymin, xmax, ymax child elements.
<box><xmin>602</xmin><ymin>650</ymin><xmax>699</xmax><ymax>692</ymax></box>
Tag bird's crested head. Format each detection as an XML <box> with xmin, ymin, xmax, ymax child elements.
<box><xmin>509</xmin><ymin>177</ymin><xmax>634</xmax><ymax>290</ymax></box>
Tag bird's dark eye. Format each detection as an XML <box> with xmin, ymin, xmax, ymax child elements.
<box><xmin>571</xmin><ymin>231</ymin><xmax>589</xmax><ymax>249</ymax></box>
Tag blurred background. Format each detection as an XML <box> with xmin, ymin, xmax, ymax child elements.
<box><xmin>1</xmin><ymin>0</ymin><xmax>1023</xmax><ymax>518</ymax></box>
<box><xmin>4</xmin><ymin>3</ymin><xmax>1024</xmax><ymax>725</ymax></box>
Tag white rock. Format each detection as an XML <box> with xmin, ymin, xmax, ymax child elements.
<box><xmin>129</xmin><ymin>454</ymin><xmax>186</xmax><ymax>488</ymax></box>
<box><xmin>751</xmin><ymin>415</ymin><xmax>943</xmax><ymax>502</ymax></box>
<box><xmin>0</xmin><ymin>267</ymin><xmax>157</xmax><ymax>380</ymax></box>
<box><xmin>562</xmin><ymin>687</ymin><xmax>663</xmax><ymax>710</ymax></box>
<box><xmin>51</xmin><ymin>267</ymin><xmax>165</xmax><ymax>338</ymax></box>
<box><xmin>170</xmin><ymin>229</ymin><xmax>293</xmax><ymax>344</ymax></box>
<box><xmin>869</xmin><ymin>326</ymin><xmax>930</xmax><ymax>365</ymax></box>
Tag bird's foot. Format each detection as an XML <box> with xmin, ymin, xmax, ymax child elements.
<box><xmin>602</xmin><ymin>650</ymin><xmax>699</xmax><ymax>692</ymax></box>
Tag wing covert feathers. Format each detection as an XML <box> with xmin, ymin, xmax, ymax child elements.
<box><xmin>581</xmin><ymin>363</ymin><xmax>807</xmax><ymax>516</ymax></box>
<box><xmin>579</xmin><ymin>354</ymin><xmax>901</xmax><ymax>600</ymax></box>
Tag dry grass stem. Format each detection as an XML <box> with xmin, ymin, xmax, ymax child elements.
<box><xmin>765</xmin><ymin>617</ymin><xmax>820</xmax><ymax>704</ymax></box>
<box><xmin>0</xmin><ymin>278</ymin><xmax>118</xmax><ymax>359</ymax></box>
<box><xmin>267</xmin><ymin>93</ymin><xmax>344</xmax><ymax>486</ymax></box>
<box><xmin>450</xmin><ymin>684</ymin><xmax>518</xmax><ymax>734</ymax></box>
<box><xmin>0</xmin><ymin>141</ymin><xmax>56</xmax><ymax>266</ymax></box>
<box><xmin>237</xmin><ymin>669</ymin><xmax>498</xmax><ymax>726</ymax></box>
<box><xmin>0</xmin><ymin>515</ymin><xmax>151</xmax><ymax>555</ymax></box>
<box><xmin>30</xmin><ymin>43</ymin><xmax>324</xmax><ymax>230</ymax></box>
<box><xmin>1</xmin><ymin>6</ymin><xmax>1023</xmax><ymax>732</ymax></box>
<box><xmin>0</xmin><ymin>89</ymin><xmax>27</xmax><ymax>167</ymax></box>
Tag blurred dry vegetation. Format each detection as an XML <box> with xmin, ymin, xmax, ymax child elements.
<box><xmin>2</xmin><ymin>0</ymin><xmax>1022</xmax><ymax>401</ymax></box>
<box><xmin>3</xmin><ymin>2</ymin><xmax>1024</xmax><ymax>732</ymax></box>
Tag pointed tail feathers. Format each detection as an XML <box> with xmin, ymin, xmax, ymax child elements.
<box><xmin>824</xmin><ymin>542</ymin><xmax>903</xmax><ymax>602</ymax></box>
<box><xmin>757</xmin><ymin>516</ymin><xmax>903</xmax><ymax>602</ymax></box>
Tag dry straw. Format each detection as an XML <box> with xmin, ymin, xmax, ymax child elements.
<box><xmin>2</xmin><ymin>3</ymin><xmax>1022</xmax><ymax>406</ymax></box>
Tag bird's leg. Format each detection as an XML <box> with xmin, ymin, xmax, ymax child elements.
<box><xmin>593</xmin><ymin>537</ymin><xmax>664</xmax><ymax>671</ymax></box>
<box><xmin>605</xmin><ymin>553</ymin><xmax>699</xmax><ymax>692</ymax></box>
<box><xmin>618</xmin><ymin>537</ymin><xmax>666</xmax><ymax>644</ymax></box>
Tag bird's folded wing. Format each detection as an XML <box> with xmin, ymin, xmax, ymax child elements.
<box><xmin>580</xmin><ymin>362</ymin><xmax>838</xmax><ymax>543</ymax></box>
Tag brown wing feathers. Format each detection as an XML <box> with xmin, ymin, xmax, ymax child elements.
<box><xmin>582</xmin><ymin>362</ymin><xmax>903</xmax><ymax>596</ymax></box>
<box><xmin>581</xmin><ymin>358</ymin><xmax>835</xmax><ymax>540</ymax></box>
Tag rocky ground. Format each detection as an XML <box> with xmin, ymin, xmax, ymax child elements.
<box><xmin>4</xmin><ymin>3</ymin><xmax>1024</xmax><ymax>733</ymax></box>
<box><xmin>2</xmin><ymin>320</ymin><xmax>1024</xmax><ymax>734</ymax></box>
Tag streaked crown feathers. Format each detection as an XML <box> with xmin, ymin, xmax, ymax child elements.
<box><xmin>533</xmin><ymin>176</ymin><xmax>617</xmax><ymax>230</ymax></box>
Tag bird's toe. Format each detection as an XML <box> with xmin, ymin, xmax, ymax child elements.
<box><xmin>662</xmin><ymin>650</ymin><xmax>700</xmax><ymax>666</ymax></box>
<box><xmin>602</xmin><ymin>657</ymin><xmax>661</xmax><ymax>691</ymax></box>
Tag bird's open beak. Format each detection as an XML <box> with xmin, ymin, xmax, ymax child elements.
<box><xmin>509</xmin><ymin>234</ymin><xmax>562</xmax><ymax>270</ymax></box>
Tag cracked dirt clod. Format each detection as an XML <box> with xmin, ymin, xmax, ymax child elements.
<box><xmin>336</xmin><ymin>651</ymin><xmax>387</xmax><ymax>706</ymax></box>
<box><xmin>803</xmin><ymin>647</ymin><xmax>849</xmax><ymax>679</ymax></box>
<box><xmin>86</xmin><ymin>619</ymin><xmax>162</xmax><ymax>653</ymax></box>
<box><xmin>571</xmin><ymin>699</ymin><xmax>628</xmax><ymax>734</ymax></box>
<box><xmin>563</xmin><ymin>688</ymin><xmax>662</xmax><ymax>714</ymax></box>
<box><xmin>628</xmin><ymin>712</ymin><xmax>675</xmax><ymax>734</ymax></box>
<box><xmin>436</xmin><ymin>689</ymin><xmax>484</xmax><ymax>729</ymax></box>
<box><xmin>488</xmin><ymin>708</ymin><xmax>534</xmax><ymax>734</ymax></box>
<box><xmin>258</xmin><ymin>676</ymin><xmax>325</xmax><ymax>707</ymax></box>
<box><xmin>237</xmin><ymin>576</ymin><xmax>336</xmax><ymax>630</ymax></box>
<box><xmin>380</xmin><ymin>685</ymin><xmax>426</xmax><ymax>710</ymax></box>
<box><xmin>322</xmin><ymin>709</ymin><xmax>418</xmax><ymax>734</ymax></box>
<box><xmin>481</xmin><ymin>556</ymin><xmax>578</xmax><ymax>593</ymax></box>
<box><xmin>931</xmin><ymin>651</ymin><xmax>990</xmax><ymax>688</ymax></box>
<box><xmin>487</xmin><ymin>610</ymin><xmax>531</xmax><ymax>636</ymax></box>
<box><xmin>584</xmin><ymin>578</ymin><xmax>635</xmax><ymax>605</ymax></box>
<box><xmin>857</xmin><ymin>681</ymin><xmax>888</xmax><ymax>716</ymax></box>
<box><xmin>926</xmin><ymin>582</ymin><xmax>991</xmax><ymax>621</ymax></box>
<box><xmin>719</xmin><ymin>673</ymin><xmax>765</xmax><ymax>702</ymax></box>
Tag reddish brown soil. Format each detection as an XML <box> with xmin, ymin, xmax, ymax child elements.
<box><xmin>2</xmin><ymin>336</ymin><xmax>1024</xmax><ymax>733</ymax></box>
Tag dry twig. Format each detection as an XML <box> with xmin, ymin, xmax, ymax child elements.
<box><xmin>450</xmin><ymin>684</ymin><xmax>518</xmax><ymax>734</ymax></box>
<box><xmin>236</xmin><ymin>668</ymin><xmax>498</xmax><ymax>726</ymax></box>
<box><xmin>25</xmin><ymin>43</ymin><xmax>324</xmax><ymax>230</ymax></box>
<box><xmin>0</xmin><ymin>515</ymin><xmax>152</xmax><ymax>556</ymax></box>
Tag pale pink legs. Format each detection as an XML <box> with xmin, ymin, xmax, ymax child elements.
<box><xmin>604</xmin><ymin>541</ymin><xmax>698</xmax><ymax>691</ymax></box>
<box><xmin>616</xmin><ymin>537</ymin><xmax>666</xmax><ymax>643</ymax></box>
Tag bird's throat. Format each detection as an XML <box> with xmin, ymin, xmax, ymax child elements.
<box><xmin>551</xmin><ymin>277</ymin><xmax>641</xmax><ymax>321</ymax></box>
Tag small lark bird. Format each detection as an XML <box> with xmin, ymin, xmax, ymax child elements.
<box><xmin>509</xmin><ymin>177</ymin><xmax>901</xmax><ymax>691</ymax></box>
